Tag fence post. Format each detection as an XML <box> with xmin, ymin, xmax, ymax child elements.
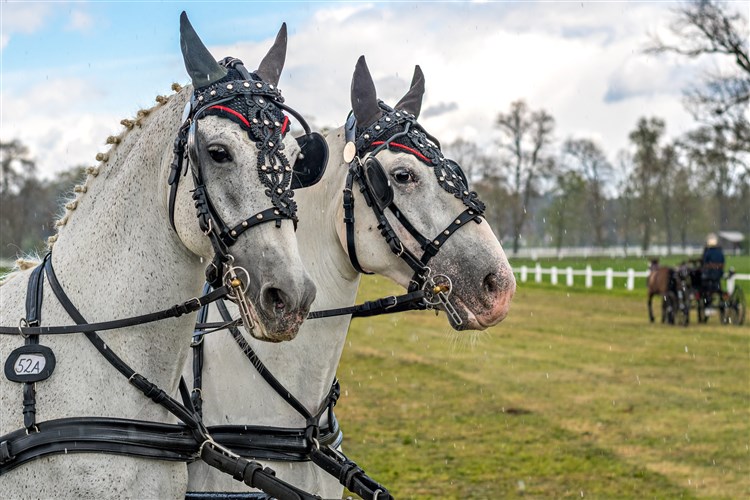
<box><xmin>605</xmin><ymin>267</ymin><xmax>613</xmax><ymax>290</ymax></box>
<box><xmin>727</xmin><ymin>275</ymin><xmax>736</xmax><ymax>295</ymax></box>
<box><xmin>550</xmin><ymin>266</ymin><xmax>558</xmax><ymax>285</ymax></box>
<box><xmin>520</xmin><ymin>265</ymin><xmax>528</xmax><ymax>283</ymax></box>
<box><xmin>585</xmin><ymin>265</ymin><xmax>592</xmax><ymax>288</ymax></box>
<box><xmin>535</xmin><ymin>263</ymin><xmax>542</xmax><ymax>283</ymax></box>
<box><xmin>627</xmin><ymin>268</ymin><xmax>635</xmax><ymax>291</ymax></box>
<box><xmin>566</xmin><ymin>267</ymin><xmax>573</xmax><ymax>287</ymax></box>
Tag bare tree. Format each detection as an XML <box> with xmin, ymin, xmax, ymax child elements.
<box><xmin>647</xmin><ymin>0</ymin><xmax>749</xmax><ymax>144</ymax></box>
<box><xmin>444</xmin><ymin>138</ymin><xmax>508</xmax><ymax>239</ymax></box>
<box><xmin>627</xmin><ymin>117</ymin><xmax>666</xmax><ymax>252</ymax></box>
<box><xmin>495</xmin><ymin>100</ymin><xmax>556</xmax><ymax>255</ymax></box>
<box><xmin>562</xmin><ymin>138</ymin><xmax>613</xmax><ymax>247</ymax></box>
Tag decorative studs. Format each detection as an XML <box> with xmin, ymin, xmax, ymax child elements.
<box><xmin>433</xmin><ymin>240</ymin><xmax>440</xmax><ymax>246</ymax></box>
<box><xmin>273</xmin><ymin>165</ymin><xmax>279</xmax><ymax>171</ymax></box>
<box><xmin>244</xmin><ymin>82</ymin><xmax>251</xmax><ymax>88</ymax></box>
<box><xmin>274</xmin><ymin>121</ymin><xmax>281</xmax><ymax>127</ymax></box>
<box><xmin>276</xmin><ymin>188</ymin><xmax>283</xmax><ymax>194</ymax></box>
<box><xmin>256</xmin><ymin>214</ymin><xmax>264</xmax><ymax>220</ymax></box>
<box><xmin>269</xmin><ymin>84</ymin><xmax>274</xmax><ymax>90</ymax></box>
<box><xmin>252</xmin><ymin>118</ymin><xmax>259</xmax><ymax>124</ymax></box>
<box><xmin>385</xmin><ymin>117</ymin><xmax>391</xmax><ymax>122</ymax></box>
<box><xmin>263</xmin><ymin>119</ymin><xmax>270</xmax><ymax>126</ymax></box>
<box><xmin>374</xmin><ymin>125</ymin><xmax>381</xmax><ymax>131</ymax></box>
<box><xmin>198</xmin><ymin>95</ymin><xmax>204</xmax><ymax>102</ymax></box>
<box><xmin>268</xmin><ymin>141</ymin><xmax>274</xmax><ymax>147</ymax></box>
<box><xmin>242</xmin><ymin>221</ymin><xmax>249</xmax><ymax>227</ymax></box>
<box><xmin>285</xmin><ymin>166</ymin><xmax>292</xmax><ymax>172</ymax></box>
<box><xmin>231</xmin><ymin>230</ymin><xmax>237</xmax><ymax>237</ymax></box>
<box><xmin>468</xmin><ymin>210</ymin><xmax>474</xmax><ymax>215</ymax></box>
<box><xmin>256</xmin><ymin>82</ymin><xmax>263</xmax><ymax>88</ymax></box>
<box><xmin>210</xmin><ymin>90</ymin><xmax>216</xmax><ymax>96</ymax></box>
<box><xmin>274</xmin><ymin>209</ymin><xmax>280</xmax><ymax>215</ymax></box>
<box><xmin>261</xmin><ymin>165</ymin><xmax>268</xmax><ymax>171</ymax></box>
<box><xmin>258</xmin><ymin>98</ymin><xmax>265</xmax><ymax>104</ymax></box>
<box><xmin>364</xmin><ymin>134</ymin><xmax>370</xmax><ymax>140</ymax></box>
<box><xmin>463</xmin><ymin>191</ymin><xmax>469</xmax><ymax>196</ymax></box>
<box><xmin>439</xmin><ymin>176</ymin><xmax>445</xmax><ymax>181</ymax></box>
<box><xmin>226</xmin><ymin>84</ymin><xmax>234</xmax><ymax>90</ymax></box>
<box><xmin>444</xmin><ymin>230</ymin><xmax>450</xmax><ymax>235</ymax></box>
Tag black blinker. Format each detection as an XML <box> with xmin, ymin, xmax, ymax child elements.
<box><xmin>291</xmin><ymin>132</ymin><xmax>328</xmax><ymax>189</ymax></box>
<box><xmin>364</xmin><ymin>157</ymin><xmax>393</xmax><ymax>210</ymax></box>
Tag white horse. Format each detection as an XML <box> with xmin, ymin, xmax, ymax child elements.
<box><xmin>186</xmin><ymin>56</ymin><xmax>515</xmax><ymax>498</ymax></box>
<box><xmin>0</xmin><ymin>13</ymin><xmax>317</xmax><ymax>499</ymax></box>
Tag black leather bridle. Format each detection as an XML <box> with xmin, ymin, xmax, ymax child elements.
<box><xmin>168</xmin><ymin>57</ymin><xmax>327</xmax><ymax>290</ymax></box>
<box><xmin>343</xmin><ymin>101</ymin><xmax>486</xmax><ymax>325</ymax></box>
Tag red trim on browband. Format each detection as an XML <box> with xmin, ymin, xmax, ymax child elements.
<box><xmin>371</xmin><ymin>141</ymin><xmax>430</xmax><ymax>163</ymax></box>
<box><xmin>281</xmin><ymin>116</ymin><xmax>290</xmax><ymax>135</ymax></box>
<box><xmin>208</xmin><ymin>105</ymin><xmax>251</xmax><ymax>128</ymax></box>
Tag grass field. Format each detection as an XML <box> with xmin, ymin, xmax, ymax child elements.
<box><xmin>336</xmin><ymin>275</ymin><xmax>749</xmax><ymax>499</ymax></box>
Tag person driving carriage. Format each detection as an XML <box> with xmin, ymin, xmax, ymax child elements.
<box><xmin>701</xmin><ymin>233</ymin><xmax>725</xmax><ymax>297</ymax></box>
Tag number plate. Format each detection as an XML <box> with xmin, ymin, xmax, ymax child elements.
<box><xmin>4</xmin><ymin>345</ymin><xmax>56</xmax><ymax>383</ymax></box>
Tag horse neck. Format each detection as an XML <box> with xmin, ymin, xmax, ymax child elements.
<box><xmin>246</xmin><ymin>126</ymin><xmax>361</xmax><ymax>419</ymax></box>
<box><xmin>49</xmin><ymin>89</ymin><xmax>204</xmax><ymax>392</ymax></box>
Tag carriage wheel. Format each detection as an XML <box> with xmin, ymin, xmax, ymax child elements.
<box><xmin>664</xmin><ymin>292</ymin><xmax>676</xmax><ymax>325</ymax></box>
<box><xmin>723</xmin><ymin>287</ymin><xmax>746</xmax><ymax>326</ymax></box>
<box><xmin>696</xmin><ymin>292</ymin><xmax>709</xmax><ymax>323</ymax></box>
<box><xmin>675</xmin><ymin>291</ymin><xmax>690</xmax><ymax>327</ymax></box>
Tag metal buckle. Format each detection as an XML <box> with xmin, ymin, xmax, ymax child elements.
<box><xmin>384</xmin><ymin>296</ymin><xmax>398</xmax><ymax>310</ymax></box>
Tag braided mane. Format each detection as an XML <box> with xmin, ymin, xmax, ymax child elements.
<box><xmin>0</xmin><ymin>83</ymin><xmax>186</xmax><ymax>286</ymax></box>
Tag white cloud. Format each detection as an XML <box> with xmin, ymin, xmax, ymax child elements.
<box><xmin>0</xmin><ymin>2</ymin><xmax>56</xmax><ymax>50</ymax></box>
<box><xmin>2</xmin><ymin>77</ymin><xmax>121</xmax><ymax>178</ymax></box>
<box><xmin>67</xmin><ymin>10</ymin><xmax>95</xmax><ymax>32</ymax></box>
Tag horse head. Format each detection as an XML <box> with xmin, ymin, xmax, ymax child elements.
<box><xmin>337</xmin><ymin>56</ymin><xmax>515</xmax><ymax>330</ymax></box>
<box><xmin>173</xmin><ymin>13</ymin><xmax>318</xmax><ymax>342</ymax></box>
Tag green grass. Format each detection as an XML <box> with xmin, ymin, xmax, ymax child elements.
<box><xmin>336</xmin><ymin>275</ymin><xmax>750</xmax><ymax>499</ymax></box>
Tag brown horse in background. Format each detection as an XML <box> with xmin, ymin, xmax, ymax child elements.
<box><xmin>648</xmin><ymin>259</ymin><xmax>673</xmax><ymax>323</ymax></box>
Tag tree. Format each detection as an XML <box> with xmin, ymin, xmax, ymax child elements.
<box><xmin>1</xmin><ymin>139</ymin><xmax>36</xmax><ymax>196</ymax></box>
<box><xmin>562</xmin><ymin>138</ymin><xmax>613</xmax><ymax>247</ymax></box>
<box><xmin>627</xmin><ymin>117</ymin><xmax>666</xmax><ymax>251</ymax></box>
<box><xmin>545</xmin><ymin>171</ymin><xmax>587</xmax><ymax>251</ymax></box>
<box><xmin>681</xmin><ymin>124</ymin><xmax>741</xmax><ymax>228</ymax></box>
<box><xmin>443</xmin><ymin>138</ymin><xmax>508</xmax><ymax>240</ymax></box>
<box><xmin>647</xmin><ymin>0</ymin><xmax>749</xmax><ymax>146</ymax></box>
<box><xmin>495</xmin><ymin>100</ymin><xmax>556</xmax><ymax>255</ymax></box>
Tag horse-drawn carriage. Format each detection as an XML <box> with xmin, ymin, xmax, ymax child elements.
<box><xmin>648</xmin><ymin>259</ymin><xmax>745</xmax><ymax>326</ymax></box>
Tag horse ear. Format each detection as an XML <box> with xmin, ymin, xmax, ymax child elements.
<box><xmin>351</xmin><ymin>55</ymin><xmax>382</xmax><ymax>128</ymax></box>
<box><xmin>394</xmin><ymin>65</ymin><xmax>425</xmax><ymax>119</ymax></box>
<box><xmin>180</xmin><ymin>11</ymin><xmax>228</xmax><ymax>89</ymax></box>
<box><xmin>256</xmin><ymin>23</ymin><xmax>287</xmax><ymax>86</ymax></box>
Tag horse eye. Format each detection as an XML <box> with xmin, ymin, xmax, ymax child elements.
<box><xmin>392</xmin><ymin>169</ymin><xmax>413</xmax><ymax>184</ymax></box>
<box><xmin>207</xmin><ymin>145</ymin><xmax>232</xmax><ymax>163</ymax></box>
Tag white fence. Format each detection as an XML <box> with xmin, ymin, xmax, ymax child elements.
<box><xmin>510</xmin><ymin>245</ymin><xmax>736</xmax><ymax>260</ymax></box>
<box><xmin>515</xmin><ymin>264</ymin><xmax>750</xmax><ymax>293</ymax></box>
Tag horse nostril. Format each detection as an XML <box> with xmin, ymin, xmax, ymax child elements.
<box><xmin>264</xmin><ymin>287</ymin><xmax>287</xmax><ymax>312</ymax></box>
<box><xmin>483</xmin><ymin>272</ymin><xmax>501</xmax><ymax>295</ymax></box>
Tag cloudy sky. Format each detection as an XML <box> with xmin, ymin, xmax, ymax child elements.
<box><xmin>1</xmin><ymin>1</ymin><xmax>743</xmax><ymax>180</ymax></box>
